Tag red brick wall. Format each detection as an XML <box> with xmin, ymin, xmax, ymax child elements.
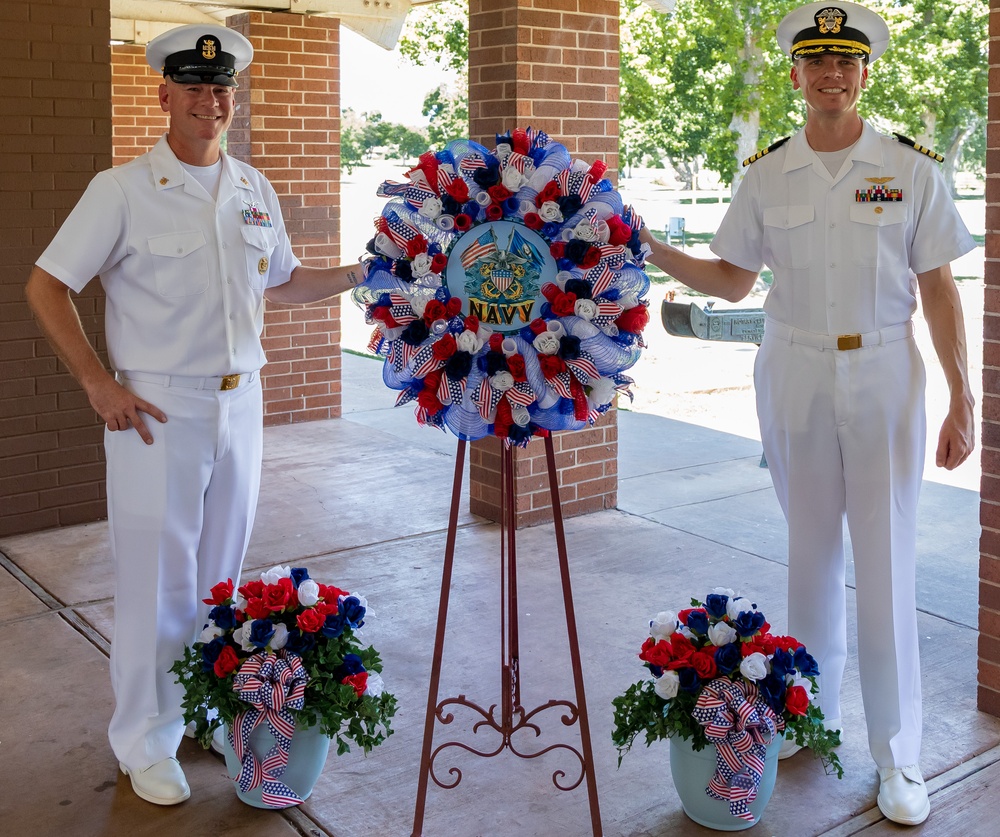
<box><xmin>229</xmin><ymin>13</ymin><xmax>343</xmax><ymax>426</ymax></box>
<box><xmin>110</xmin><ymin>44</ymin><xmax>166</xmax><ymax>166</ymax></box>
<box><xmin>467</xmin><ymin>0</ymin><xmax>621</xmax><ymax>527</ymax></box>
<box><xmin>1</xmin><ymin>0</ymin><xmax>111</xmax><ymax>537</ymax></box>
<box><xmin>981</xmin><ymin>2</ymin><xmax>1000</xmax><ymax>718</ymax></box>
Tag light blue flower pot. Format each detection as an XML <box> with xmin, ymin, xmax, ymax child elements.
<box><xmin>223</xmin><ymin>719</ymin><xmax>331</xmax><ymax>809</ymax></box>
<box><xmin>669</xmin><ymin>734</ymin><xmax>782</xmax><ymax>831</ymax></box>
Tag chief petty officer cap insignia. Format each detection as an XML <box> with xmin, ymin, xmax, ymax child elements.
<box><xmin>777</xmin><ymin>2</ymin><xmax>889</xmax><ymax>64</ymax></box>
<box><xmin>146</xmin><ymin>24</ymin><xmax>253</xmax><ymax>88</ymax></box>
<box><xmin>893</xmin><ymin>133</ymin><xmax>945</xmax><ymax>163</ymax></box>
<box><xmin>743</xmin><ymin>137</ymin><xmax>790</xmax><ymax>167</ymax></box>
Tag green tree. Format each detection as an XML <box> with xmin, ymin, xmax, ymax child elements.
<box><xmin>422</xmin><ymin>84</ymin><xmax>469</xmax><ymax>148</ymax></box>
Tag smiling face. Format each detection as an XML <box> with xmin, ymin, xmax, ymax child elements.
<box><xmin>791</xmin><ymin>53</ymin><xmax>868</xmax><ymax>120</ymax></box>
<box><xmin>159</xmin><ymin>77</ymin><xmax>236</xmax><ymax>165</ymax></box>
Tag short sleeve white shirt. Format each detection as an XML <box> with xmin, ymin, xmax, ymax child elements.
<box><xmin>710</xmin><ymin>121</ymin><xmax>976</xmax><ymax>335</ymax></box>
<box><xmin>36</xmin><ymin>134</ymin><xmax>301</xmax><ymax>376</ymax></box>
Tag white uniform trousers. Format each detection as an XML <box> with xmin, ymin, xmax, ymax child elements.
<box><xmin>755</xmin><ymin>325</ymin><xmax>926</xmax><ymax>768</ymax></box>
<box><xmin>105</xmin><ymin>375</ymin><xmax>263</xmax><ymax>771</ymax></box>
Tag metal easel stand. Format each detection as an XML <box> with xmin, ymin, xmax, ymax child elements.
<box><xmin>411</xmin><ymin>434</ymin><xmax>603</xmax><ymax>837</ymax></box>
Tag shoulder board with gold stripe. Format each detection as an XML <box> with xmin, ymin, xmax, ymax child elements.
<box><xmin>892</xmin><ymin>133</ymin><xmax>944</xmax><ymax>163</ymax></box>
<box><xmin>742</xmin><ymin>137</ymin><xmax>789</xmax><ymax>167</ymax></box>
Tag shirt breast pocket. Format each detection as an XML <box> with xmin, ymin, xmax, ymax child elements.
<box><xmin>148</xmin><ymin>231</ymin><xmax>210</xmax><ymax>296</ymax></box>
<box><xmin>848</xmin><ymin>203</ymin><xmax>908</xmax><ymax>266</ymax></box>
<box><xmin>763</xmin><ymin>205</ymin><xmax>814</xmax><ymax>269</ymax></box>
<box><xmin>241</xmin><ymin>224</ymin><xmax>279</xmax><ymax>291</ymax></box>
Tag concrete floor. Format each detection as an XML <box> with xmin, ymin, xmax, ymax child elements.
<box><xmin>2</xmin><ymin>352</ymin><xmax>999</xmax><ymax>837</ymax></box>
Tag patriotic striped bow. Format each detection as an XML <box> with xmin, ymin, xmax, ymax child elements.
<box><xmin>231</xmin><ymin>651</ymin><xmax>311</xmax><ymax>808</ymax></box>
<box><xmin>690</xmin><ymin>678</ymin><xmax>780</xmax><ymax>822</ymax></box>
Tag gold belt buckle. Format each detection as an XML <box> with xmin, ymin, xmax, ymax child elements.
<box><xmin>836</xmin><ymin>334</ymin><xmax>862</xmax><ymax>351</ymax></box>
<box><xmin>220</xmin><ymin>374</ymin><xmax>241</xmax><ymax>391</ymax></box>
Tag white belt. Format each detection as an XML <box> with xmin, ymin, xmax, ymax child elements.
<box><xmin>119</xmin><ymin>370</ymin><xmax>258</xmax><ymax>391</ymax></box>
<box><xmin>764</xmin><ymin>320</ymin><xmax>914</xmax><ymax>351</ymax></box>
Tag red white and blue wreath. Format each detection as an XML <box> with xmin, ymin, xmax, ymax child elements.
<box><xmin>352</xmin><ymin>127</ymin><xmax>651</xmax><ymax>446</ymax></box>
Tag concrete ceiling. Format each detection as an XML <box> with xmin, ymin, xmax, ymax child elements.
<box><xmin>110</xmin><ymin>0</ymin><xmax>441</xmax><ymax>50</ymax></box>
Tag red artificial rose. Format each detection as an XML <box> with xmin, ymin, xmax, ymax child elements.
<box><xmin>488</xmin><ymin>184</ymin><xmax>513</xmax><ymax>203</ymax></box>
<box><xmin>262</xmin><ymin>577</ymin><xmax>296</xmax><ymax>612</ymax></box>
<box><xmin>423</xmin><ymin>299</ymin><xmax>446</xmax><ymax>323</ymax></box>
<box><xmin>485</xmin><ymin>204</ymin><xmax>503</xmax><ymax>221</ymax></box>
<box><xmin>371</xmin><ymin>306</ymin><xmax>400</xmax><ymax>328</ymax></box>
<box><xmin>489</xmin><ymin>333</ymin><xmax>504</xmax><ymax>352</ymax></box>
<box><xmin>772</xmin><ymin>635</ymin><xmax>803</xmax><ymax>653</ymax></box>
<box><xmin>536</xmin><ymin>181</ymin><xmax>561</xmax><ymax>206</ymax></box>
<box><xmin>203</xmin><ymin>579</ymin><xmax>234</xmax><ymax>605</ymax></box>
<box><xmin>342</xmin><ymin>671</ymin><xmax>369</xmax><ymax>698</ymax></box>
<box><xmin>464</xmin><ymin>315</ymin><xmax>480</xmax><ymax>333</ymax></box>
<box><xmin>406</xmin><ymin>234</ymin><xmax>429</xmax><ymax>260</ymax></box>
<box><xmin>784</xmin><ymin>685</ymin><xmax>810</xmax><ymax>716</ymax></box>
<box><xmin>432</xmin><ymin>332</ymin><xmax>458</xmax><ymax>360</ymax></box>
<box><xmin>444</xmin><ymin>178</ymin><xmax>470</xmax><ymax>204</ymax></box>
<box><xmin>506</xmin><ymin>354</ymin><xmax>527</xmax><ymax>381</ymax></box>
<box><xmin>239</xmin><ymin>579</ymin><xmax>264</xmax><ymax>600</ymax></box>
<box><xmin>511</xmin><ymin>128</ymin><xmax>530</xmax><ymax>155</ymax></box>
<box><xmin>552</xmin><ymin>292</ymin><xmax>577</xmax><ymax>318</ymax></box>
<box><xmin>523</xmin><ymin>212</ymin><xmax>543</xmax><ymax>230</ymax></box>
<box><xmin>607</xmin><ymin>215</ymin><xmax>632</xmax><ymax>246</ymax></box>
<box><xmin>579</xmin><ymin>247</ymin><xmax>601</xmax><ymax>270</ymax></box>
<box><xmin>454</xmin><ymin>213</ymin><xmax>473</xmax><ymax>232</ymax></box>
<box><xmin>690</xmin><ymin>650</ymin><xmax>719</xmax><ymax>680</ymax></box>
<box><xmin>430</xmin><ymin>253</ymin><xmax>448</xmax><ymax>274</ymax></box>
<box><xmin>665</xmin><ymin>634</ymin><xmax>695</xmax><ymax>669</ymax></box>
<box><xmin>418</xmin><ymin>388</ymin><xmax>443</xmax><ymax>414</ymax></box>
<box><xmin>318</xmin><ymin>583</ymin><xmax>349</xmax><ymax>604</ymax></box>
<box><xmin>677</xmin><ymin>607</ymin><xmax>705</xmax><ymax>626</ymax></box>
<box><xmin>538</xmin><ymin>354</ymin><xmax>566</xmax><ymax>378</ymax></box>
<box><xmin>244</xmin><ymin>598</ymin><xmax>271</xmax><ymax>620</ymax></box>
<box><xmin>213</xmin><ymin>645</ymin><xmax>240</xmax><ymax>678</ymax></box>
<box><xmin>541</xmin><ymin>282</ymin><xmax>560</xmax><ymax>303</ymax></box>
<box><xmin>528</xmin><ymin>318</ymin><xmax>548</xmax><ymax>336</ymax></box>
<box><xmin>445</xmin><ymin>297</ymin><xmax>463</xmax><ymax>317</ymax></box>
<box><xmin>296</xmin><ymin>608</ymin><xmax>326</xmax><ymax>634</ymax></box>
<box><xmin>588</xmin><ymin>160</ymin><xmax>608</xmax><ymax>180</ymax></box>
<box><xmin>615</xmin><ymin>305</ymin><xmax>650</xmax><ymax>334</ymax></box>
<box><xmin>494</xmin><ymin>398</ymin><xmax>513</xmax><ymax>438</ymax></box>
<box><xmin>639</xmin><ymin>637</ymin><xmax>673</xmax><ymax>668</ymax></box>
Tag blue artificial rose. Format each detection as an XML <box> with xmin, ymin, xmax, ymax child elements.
<box><xmin>686</xmin><ymin>610</ymin><xmax>709</xmax><ymax>635</ymax></box>
<box><xmin>508</xmin><ymin>423</ymin><xmax>534</xmax><ymax>444</ymax></box>
<box><xmin>759</xmin><ymin>671</ymin><xmax>787</xmax><ymax>712</ymax></box>
<box><xmin>794</xmin><ymin>646</ymin><xmax>820</xmax><ymax>677</ymax></box>
<box><xmin>541</xmin><ymin>222</ymin><xmax>561</xmax><ymax>240</ymax></box>
<box><xmin>482</xmin><ymin>350</ymin><xmax>507</xmax><ymax>376</ymax></box>
<box><xmin>472</xmin><ymin>163</ymin><xmax>500</xmax><ymax>188</ymax></box>
<box><xmin>648</xmin><ymin>664</ymin><xmax>664</xmax><ymax>678</ymax></box>
<box><xmin>321</xmin><ymin>612</ymin><xmax>347</xmax><ymax>639</ymax></box>
<box><xmin>445</xmin><ymin>350</ymin><xmax>473</xmax><ymax>380</ymax></box>
<box><xmin>678</xmin><ymin>667</ymin><xmax>701</xmax><ymax>693</ymax></box>
<box><xmin>200</xmin><ymin>637</ymin><xmax>227</xmax><ymax>672</ymax></box>
<box><xmin>333</xmin><ymin>653</ymin><xmax>366</xmax><ymax>682</ymax></box>
<box><xmin>365</xmin><ymin>237</ymin><xmax>378</xmax><ymax>255</ymax></box>
<box><xmin>704</xmin><ymin>593</ymin><xmax>729</xmax><ymax>619</ymax></box>
<box><xmin>394</xmin><ymin>259</ymin><xmax>413</xmax><ymax>282</ymax></box>
<box><xmin>209</xmin><ymin>604</ymin><xmax>237</xmax><ymax>631</ymax></box>
<box><xmin>770</xmin><ymin>647</ymin><xmax>795</xmax><ymax>678</ymax></box>
<box><xmin>557</xmin><ymin>335</ymin><xmax>581</xmax><ymax>361</ymax></box>
<box><xmin>248</xmin><ymin>618</ymin><xmax>276</xmax><ymax>648</ymax></box>
<box><xmin>401</xmin><ymin>319</ymin><xmax>430</xmax><ymax>347</ymax></box>
<box><xmin>564</xmin><ymin>239</ymin><xmax>591</xmax><ymax>265</ymax></box>
<box><xmin>564</xmin><ymin>278</ymin><xmax>592</xmax><ymax>300</ymax></box>
<box><xmin>284</xmin><ymin>628</ymin><xmax>317</xmax><ymax>655</ymax></box>
<box><xmin>339</xmin><ymin>596</ymin><xmax>367</xmax><ymax>629</ymax></box>
<box><xmin>502</xmin><ymin>197</ymin><xmax>520</xmax><ymax>216</ymax></box>
<box><xmin>714</xmin><ymin>642</ymin><xmax>743</xmax><ymax>675</ymax></box>
<box><xmin>290</xmin><ymin>567</ymin><xmax>310</xmax><ymax>588</ymax></box>
<box><xmin>732</xmin><ymin>610</ymin><xmax>766</xmax><ymax>638</ymax></box>
<box><xmin>557</xmin><ymin>194</ymin><xmax>583</xmax><ymax>216</ymax></box>
<box><xmin>441</xmin><ymin>195</ymin><xmax>462</xmax><ymax>216</ymax></box>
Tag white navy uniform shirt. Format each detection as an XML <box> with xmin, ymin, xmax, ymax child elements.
<box><xmin>710</xmin><ymin>120</ymin><xmax>976</xmax><ymax>335</ymax></box>
<box><xmin>37</xmin><ymin>134</ymin><xmax>300</xmax><ymax>377</ymax></box>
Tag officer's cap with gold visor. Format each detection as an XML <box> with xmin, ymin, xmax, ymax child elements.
<box><xmin>777</xmin><ymin>2</ymin><xmax>889</xmax><ymax>64</ymax></box>
<box><xmin>146</xmin><ymin>24</ymin><xmax>253</xmax><ymax>88</ymax></box>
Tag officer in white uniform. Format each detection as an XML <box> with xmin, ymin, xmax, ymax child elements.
<box><xmin>26</xmin><ymin>24</ymin><xmax>363</xmax><ymax>806</ymax></box>
<box><xmin>640</xmin><ymin>3</ymin><xmax>975</xmax><ymax>826</ymax></box>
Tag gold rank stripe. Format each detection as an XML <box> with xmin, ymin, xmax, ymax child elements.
<box><xmin>893</xmin><ymin>133</ymin><xmax>944</xmax><ymax>162</ymax></box>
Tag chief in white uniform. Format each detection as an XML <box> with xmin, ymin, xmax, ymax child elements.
<box><xmin>640</xmin><ymin>3</ymin><xmax>975</xmax><ymax>826</ymax></box>
<box><xmin>26</xmin><ymin>24</ymin><xmax>364</xmax><ymax>806</ymax></box>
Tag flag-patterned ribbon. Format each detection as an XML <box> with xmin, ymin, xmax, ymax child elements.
<box><xmin>690</xmin><ymin>678</ymin><xmax>780</xmax><ymax>822</ymax></box>
<box><xmin>230</xmin><ymin>651</ymin><xmax>310</xmax><ymax>808</ymax></box>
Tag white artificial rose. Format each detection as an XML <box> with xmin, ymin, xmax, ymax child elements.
<box><xmin>727</xmin><ymin>596</ymin><xmax>753</xmax><ymax>620</ymax></box>
<box><xmin>649</xmin><ymin>611</ymin><xmax>677</xmax><ymax>641</ymax></box>
<box><xmin>297</xmin><ymin>579</ymin><xmax>320</xmax><ymax>607</ymax></box>
<box><xmin>538</xmin><ymin>201</ymin><xmax>563</xmax><ymax>223</ymax></box>
<box><xmin>364</xmin><ymin>671</ymin><xmax>386</xmax><ymax>698</ymax></box>
<box><xmin>710</xmin><ymin>586</ymin><xmax>737</xmax><ymax>599</ymax></box>
<box><xmin>270</xmin><ymin>623</ymin><xmax>289</xmax><ymax>651</ymax></box>
<box><xmin>199</xmin><ymin>624</ymin><xmax>224</xmax><ymax>644</ymax></box>
<box><xmin>533</xmin><ymin>331</ymin><xmax>561</xmax><ymax>355</ymax></box>
<box><xmin>739</xmin><ymin>652</ymin><xmax>770</xmax><ymax>682</ymax></box>
<box><xmin>678</xmin><ymin>626</ymin><xmax>695</xmax><ymax>641</ymax></box>
<box><xmin>234</xmin><ymin>623</ymin><xmax>256</xmax><ymax>653</ymax></box>
<box><xmin>573</xmin><ymin>220</ymin><xmax>598</xmax><ymax>242</ymax></box>
<box><xmin>261</xmin><ymin>565</ymin><xmax>291</xmax><ymax>585</ymax></box>
<box><xmin>511</xmin><ymin>406</ymin><xmax>531</xmax><ymax>427</ymax></box>
<box><xmin>490</xmin><ymin>371</ymin><xmax>515</xmax><ymax>392</ymax></box>
<box><xmin>456</xmin><ymin>329</ymin><xmax>482</xmax><ymax>354</ymax></box>
<box><xmin>411</xmin><ymin>252</ymin><xmax>433</xmax><ymax>277</ymax></box>
<box><xmin>417</xmin><ymin>196</ymin><xmax>443</xmax><ymax>219</ymax></box>
<box><xmin>501</xmin><ymin>165</ymin><xmax>525</xmax><ymax>192</ymax></box>
<box><xmin>653</xmin><ymin>670</ymin><xmax>680</xmax><ymax>700</ymax></box>
<box><xmin>708</xmin><ymin>621</ymin><xmax>738</xmax><ymax>647</ymax></box>
<box><xmin>234</xmin><ymin>594</ymin><xmax>248</xmax><ymax>611</ymax></box>
<box><xmin>587</xmin><ymin>377</ymin><xmax>617</xmax><ymax>408</ymax></box>
<box><xmin>574</xmin><ymin>299</ymin><xmax>598</xmax><ymax>320</ymax></box>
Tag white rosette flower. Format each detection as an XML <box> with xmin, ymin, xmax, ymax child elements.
<box><xmin>538</xmin><ymin>201</ymin><xmax>563</xmax><ymax>223</ymax></box>
<box><xmin>587</xmin><ymin>377</ymin><xmax>617</xmax><ymax>408</ymax></box>
<box><xmin>533</xmin><ymin>331</ymin><xmax>561</xmax><ymax>355</ymax></box>
<box><xmin>653</xmin><ymin>670</ymin><xmax>680</xmax><ymax>700</ymax></box>
<box><xmin>726</xmin><ymin>596</ymin><xmax>754</xmax><ymax>621</ymax></box>
<box><xmin>574</xmin><ymin>298</ymin><xmax>598</xmax><ymax>321</ymax></box>
<box><xmin>501</xmin><ymin>165</ymin><xmax>526</xmax><ymax>192</ymax></box>
<box><xmin>511</xmin><ymin>405</ymin><xmax>531</xmax><ymax>427</ymax></box>
<box><xmin>364</xmin><ymin>671</ymin><xmax>386</xmax><ymax>698</ymax></box>
<box><xmin>297</xmin><ymin>579</ymin><xmax>320</xmax><ymax>607</ymax></box>
<box><xmin>234</xmin><ymin>623</ymin><xmax>257</xmax><ymax>653</ymax></box>
<box><xmin>457</xmin><ymin>328</ymin><xmax>484</xmax><ymax>354</ymax></box>
<box><xmin>417</xmin><ymin>196</ymin><xmax>443</xmax><ymax>220</ymax></box>
<box><xmin>199</xmin><ymin>624</ymin><xmax>224</xmax><ymax>644</ymax></box>
<box><xmin>261</xmin><ymin>565</ymin><xmax>291</xmax><ymax>585</ymax></box>
<box><xmin>234</xmin><ymin>593</ymin><xmax>248</xmax><ymax>611</ymax></box>
<box><xmin>555</xmin><ymin>269</ymin><xmax>575</xmax><ymax>289</ymax></box>
<box><xmin>409</xmin><ymin>296</ymin><xmax>428</xmax><ymax>318</ymax></box>
<box><xmin>710</xmin><ymin>586</ymin><xmax>737</xmax><ymax>599</ymax></box>
<box><xmin>411</xmin><ymin>252</ymin><xmax>434</xmax><ymax>278</ymax></box>
<box><xmin>270</xmin><ymin>623</ymin><xmax>289</xmax><ymax>651</ymax></box>
<box><xmin>572</xmin><ymin>220</ymin><xmax>599</xmax><ymax>242</ymax></box>
<box><xmin>649</xmin><ymin>610</ymin><xmax>677</xmax><ymax>641</ymax></box>
<box><xmin>490</xmin><ymin>370</ymin><xmax>515</xmax><ymax>392</ymax></box>
<box><xmin>708</xmin><ymin>621</ymin><xmax>738</xmax><ymax>647</ymax></box>
<box><xmin>739</xmin><ymin>652</ymin><xmax>770</xmax><ymax>682</ymax></box>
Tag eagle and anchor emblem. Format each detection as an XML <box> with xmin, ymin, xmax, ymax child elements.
<box><xmin>444</xmin><ymin>221</ymin><xmax>555</xmax><ymax>333</ymax></box>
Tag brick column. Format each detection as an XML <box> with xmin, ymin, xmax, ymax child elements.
<box><xmin>229</xmin><ymin>12</ymin><xmax>342</xmax><ymax>425</ymax></box>
<box><xmin>980</xmin><ymin>2</ymin><xmax>1000</xmax><ymax>719</ymax></box>
<box><xmin>1</xmin><ymin>0</ymin><xmax>111</xmax><ymax>537</ymax></box>
<box><xmin>110</xmin><ymin>44</ymin><xmax>166</xmax><ymax>166</ymax></box>
<box><xmin>467</xmin><ymin>0</ymin><xmax>621</xmax><ymax>526</ymax></box>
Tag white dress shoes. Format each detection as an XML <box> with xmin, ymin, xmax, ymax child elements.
<box><xmin>778</xmin><ymin>717</ymin><xmax>841</xmax><ymax>760</ymax></box>
<box><xmin>119</xmin><ymin>757</ymin><xmax>191</xmax><ymax>805</ymax></box>
<box><xmin>877</xmin><ymin>764</ymin><xmax>930</xmax><ymax>826</ymax></box>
